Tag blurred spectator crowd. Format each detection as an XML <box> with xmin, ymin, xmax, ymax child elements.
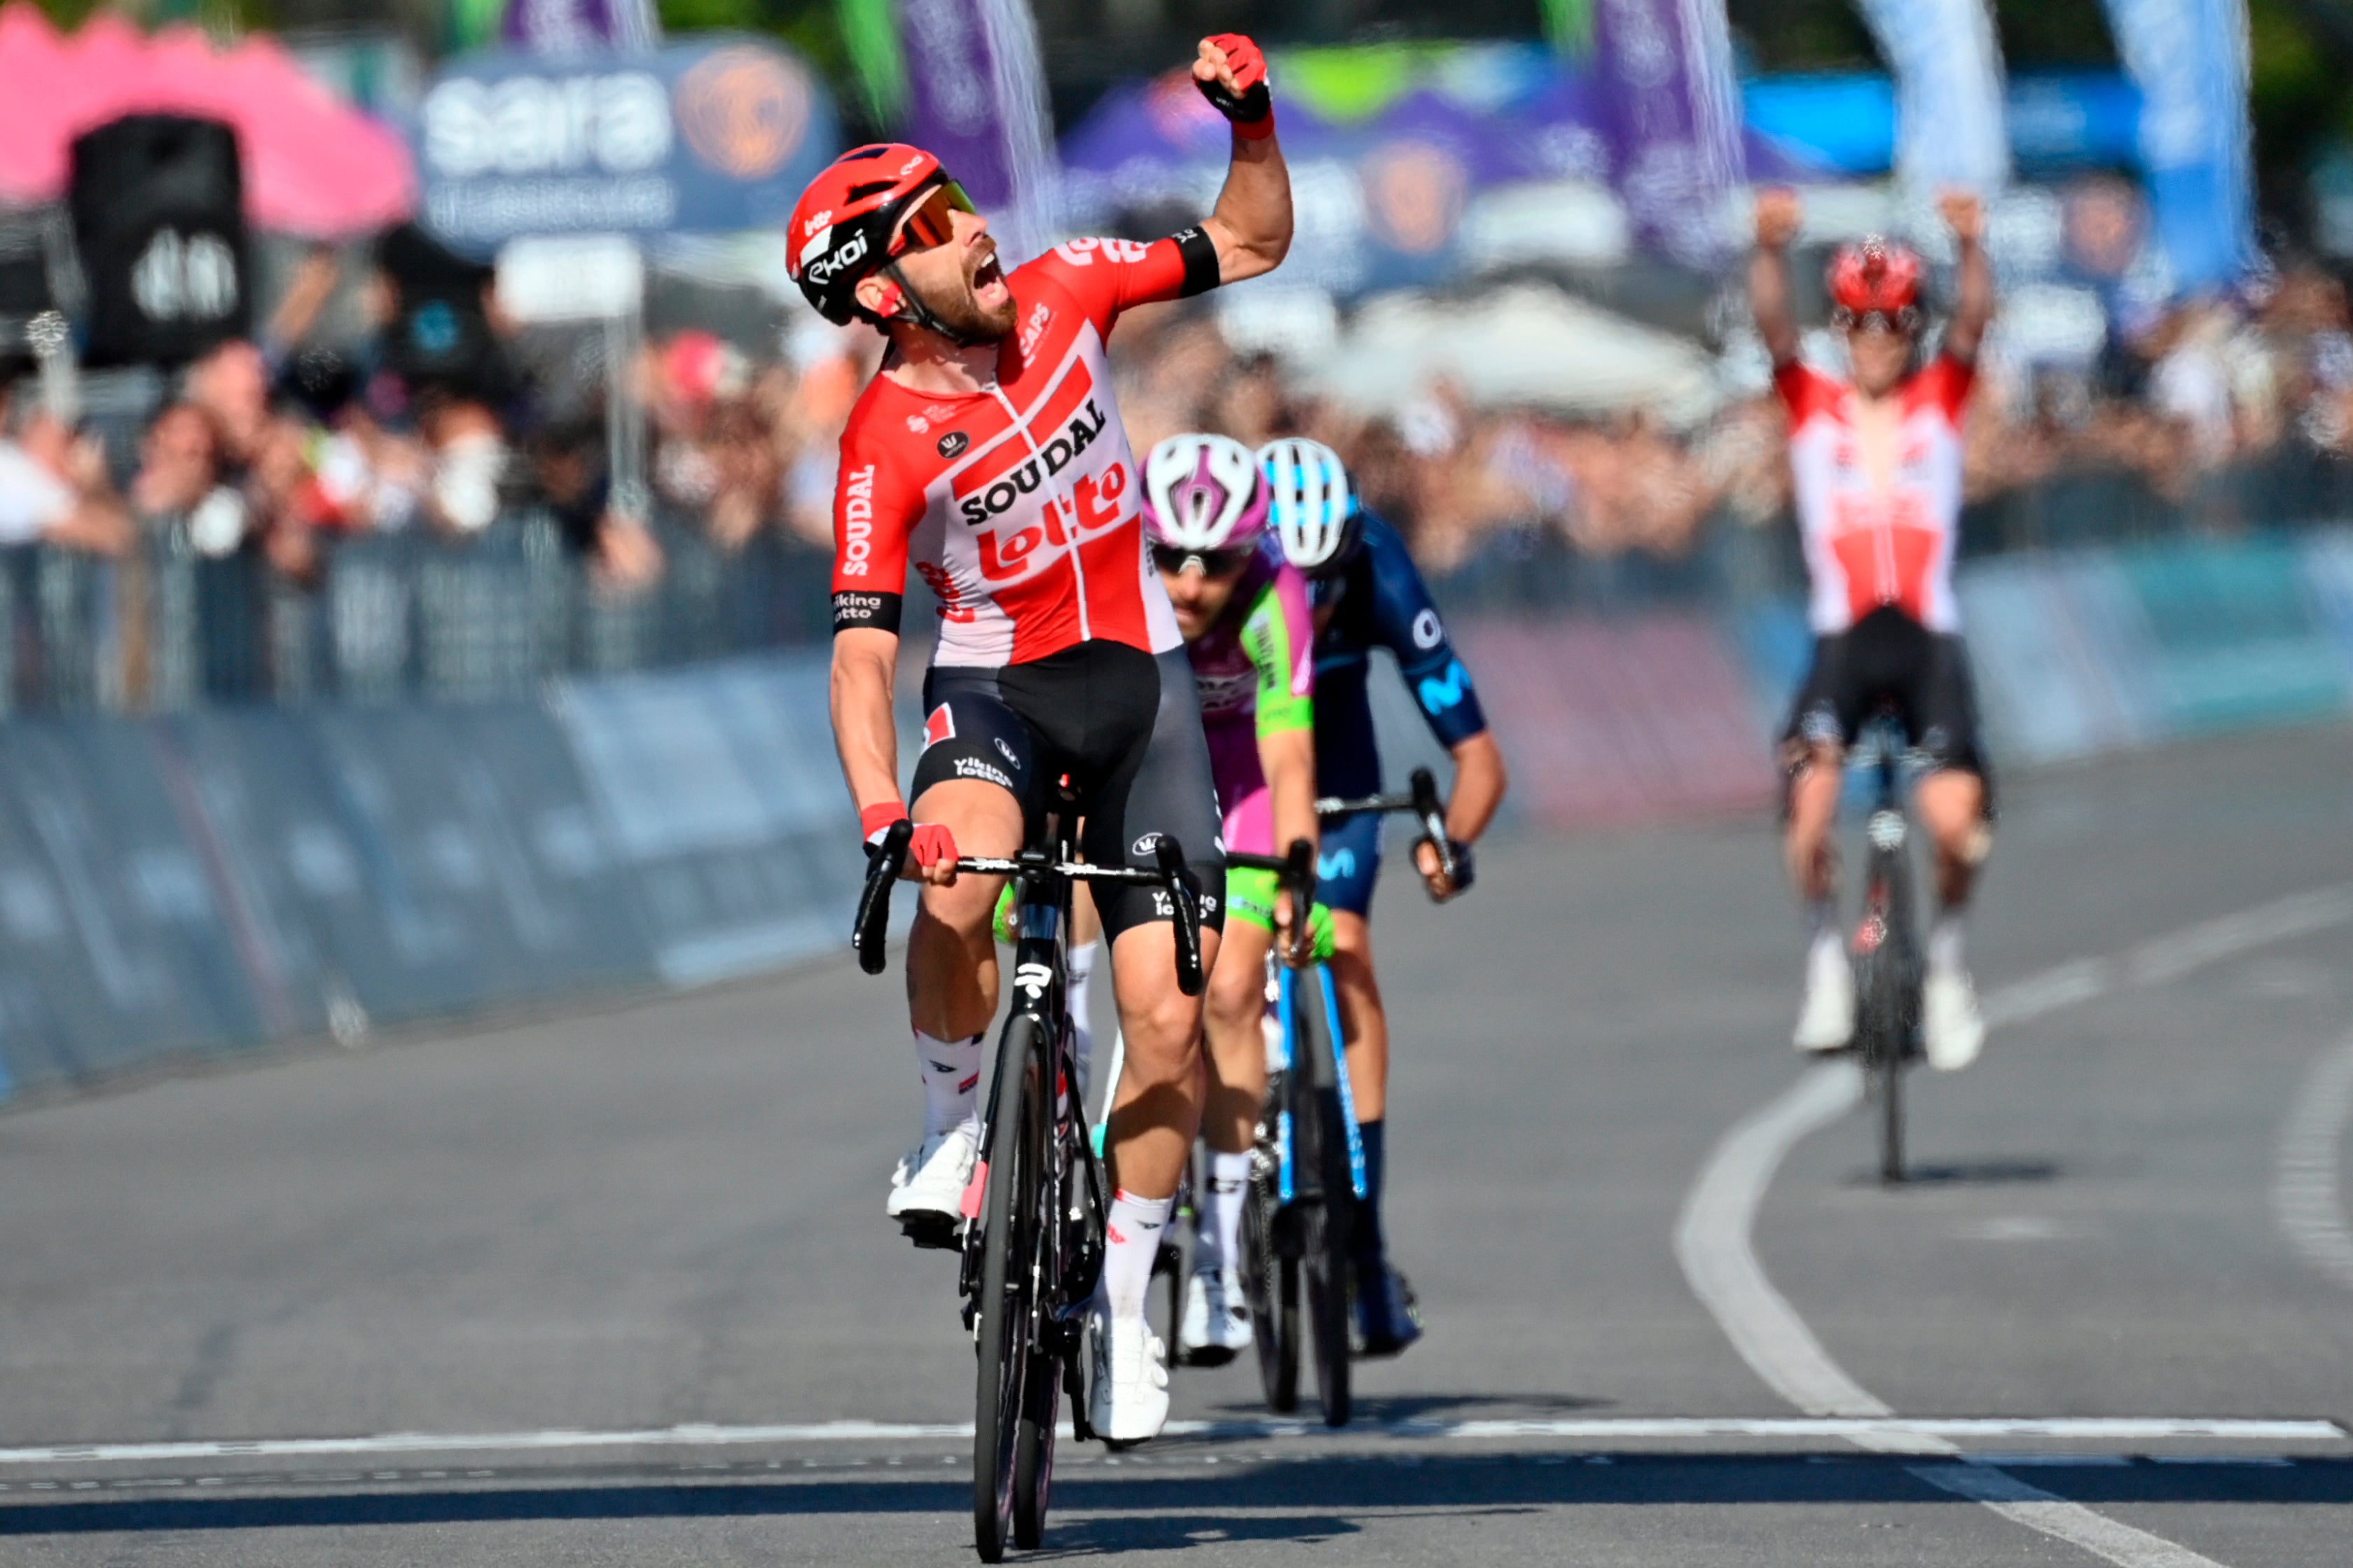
<box><xmin>9</xmin><ymin>222</ymin><xmax>2353</xmax><ymax>650</ymax></box>
<box><xmin>1107</xmin><ymin>259</ymin><xmax>2353</xmax><ymax>579</ymax></box>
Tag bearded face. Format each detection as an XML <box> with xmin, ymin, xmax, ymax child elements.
<box><xmin>895</xmin><ymin>221</ymin><xmax>1016</xmax><ymax>344</ymax></box>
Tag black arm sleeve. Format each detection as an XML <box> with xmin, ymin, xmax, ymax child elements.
<box><xmin>1171</xmin><ymin>226</ymin><xmax>1222</xmax><ymax>298</ymax></box>
<box><xmin>832</xmin><ymin>590</ymin><xmax>903</xmax><ymax>636</ymax></box>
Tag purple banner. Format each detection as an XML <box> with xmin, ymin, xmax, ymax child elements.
<box><xmin>1591</xmin><ymin>0</ymin><xmax>1744</xmax><ymax>267</ymax></box>
<box><xmin>502</xmin><ymin>0</ymin><xmax>658</xmax><ymax>55</ymax></box>
<box><xmin>896</xmin><ymin>0</ymin><xmax>1056</xmax><ymax>266</ymax></box>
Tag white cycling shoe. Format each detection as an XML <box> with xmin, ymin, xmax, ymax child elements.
<box><xmin>1793</xmin><ymin>938</ymin><xmax>1856</xmax><ymax>1053</ymax></box>
<box><xmin>885</xmin><ymin>1120</ymin><xmax>979</xmax><ymax>1226</ymax></box>
<box><xmin>1087</xmin><ymin>1307</ymin><xmax>1170</xmax><ymax>1445</ymax></box>
<box><xmin>1923</xmin><ymin>969</ymin><xmax>1986</xmax><ymax>1071</ymax></box>
<box><xmin>1179</xmin><ymin>1267</ymin><xmax>1252</xmax><ymax>1365</ymax></box>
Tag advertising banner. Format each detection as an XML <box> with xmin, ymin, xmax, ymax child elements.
<box><xmin>502</xmin><ymin>0</ymin><xmax>659</xmax><ymax>55</ymax></box>
<box><xmin>1589</xmin><ymin>0</ymin><xmax>1745</xmax><ymax>267</ymax></box>
<box><xmin>1851</xmin><ymin>0</ymin><xmax>2008</xmax><ymax>195</ymax></box>
<box><xmin>415</xmin><ymin>38</ymin><xmax>839</xmax><ymax>245</ymax></box>
<box><xmin>2099</xmin><ymin>0</ymin><xmax>2258</xmax><ymax>292</ymax></box>
<box><xmin>893</xmin><ymin>0</ymin><xmax>1058</xmax><ymax>267</ymax></box>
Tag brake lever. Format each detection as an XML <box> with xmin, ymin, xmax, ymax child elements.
<box><xmin>1281</xmin><ymin>836</ymin><xmax>1316</xmax><ymax>967</ymax></box>
<box><xmin>1154</xmin><ymin>837</ymin><xmax>1206</xmax><ymax>997</ymax></box>
<box><xmin>853</xmin><ymin>819</ymin><xmax>913</xmax><ymax>975</ymax></box>
<box><xmin>1407</xmin><ymin>766</ymin><xmax>1458</xmax><ymax>895</ymax></box>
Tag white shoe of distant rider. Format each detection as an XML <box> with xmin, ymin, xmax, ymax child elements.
<box><xmin>1088</xmin><ymin>1307</ymin><xmax>1171</xmax><ymax>1443</ymax></box>
<box><xmin>1180</xmin><ymin>1268</ymin><xmax>1254</xmax><ymax>1356</ymax></box>
<box><xmin>1793</xmin><ymin>934</ymin><xmax>1856</xmax><ymax>1053</ymax></box>
<box><xmin>885</xmin><ymin>1118</ymin><xmax>979</xmax><ymax>1222</ymax></box>
<box><xmin>1922</xmin><ymin>969</ymin><xmax>1986</xmax><ymax>1071</ymax></box>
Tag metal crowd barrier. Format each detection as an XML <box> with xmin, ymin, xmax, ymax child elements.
<box><xmin>0</xmin><ymin>510</ymin><xmax>838</xmax><ymax>716</ymax></box>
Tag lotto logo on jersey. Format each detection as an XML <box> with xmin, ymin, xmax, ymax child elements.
<box><xmin>1053</xmin><ymin>237</ymin><xmax>1150</xmax><ymax>268</ymax></box>
<box><xmin>976</xmin><ymin>464</ymin><xmax>1130</xmax><ymax>581</ymax></box>
<box><xmin>923</xmin><ymin>705</ymin><xmax>957</xmax><ymax>749</ymax></box>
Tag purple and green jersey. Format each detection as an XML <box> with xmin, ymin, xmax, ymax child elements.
<box><xmin>1186</xmin><ymin>539</ymin><xmax>1314</xmax><ymax>859</ymax></box>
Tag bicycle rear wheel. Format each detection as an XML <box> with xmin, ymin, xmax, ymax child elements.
<box><xmin>1011</xmin><ymin>1339</ymin><xmax>1056</xmax><ymax>1549</ymax></box>
<box><xmin>974</xmin><ymin>1016</ymin><xmax>1043</xmax><ymax>1562</ymax></box>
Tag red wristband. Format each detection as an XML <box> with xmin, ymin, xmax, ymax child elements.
<box><xmin>1234</xmin><ymin>109</ymin><xmax>1275</xmax><ymax>142</ymax></box>
<box><xmin>861</xmin><ymin>801</ymin><xmax>907</xmax><ymax>843</ymax></box>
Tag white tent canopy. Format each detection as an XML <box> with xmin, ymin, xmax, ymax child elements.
<box><xmin>1303</xmin><ymin>285</ymin><xmax>1725</xmax><ymax>429</ymax></box>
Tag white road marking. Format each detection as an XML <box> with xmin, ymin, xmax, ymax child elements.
<box><xmin>1975</xmin><ymin>884</ymin><xmax>2353</xmax><ymax>1031</ymax></box>
<box><xmin>1678</xmin><ymin>886</ymin><xmax>2353</xmax><ymax>1561</ymax></box>
<box><xmin>2273</xmin><ymin>1027</ymin><xmax>2353</xmax><ymax>1294</ymax></box>
<box><xmin>0</xmin><ymin>1417</ymin><xmax>2333</xmax><ymax>1469</ymax></box>
<box><xmin>1912</xmin><ymin>1464</ymin><xmax>2229</xmax><ymax>1568</ymax></box>
<box><xmin>1673</xmin><ymin>1060</ymin><xmax>1882</xmax><ymax>1418</ymax></box>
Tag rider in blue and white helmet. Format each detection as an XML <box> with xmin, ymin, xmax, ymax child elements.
<box><xmin>1260</xmin><ymin>436</ymin><xmax>1361</xmax><ymax>576</ymax></box>
<box><xmin>1253</xmin><ymin>431</ymin><xmax>1507</xmax><ymax>1360</ymax></box>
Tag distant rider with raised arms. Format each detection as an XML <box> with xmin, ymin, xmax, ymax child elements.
<box><xmin>1748</xmin><ymin>187</ymin><xmax>1996</xmax><ymax>1069</ymax></box>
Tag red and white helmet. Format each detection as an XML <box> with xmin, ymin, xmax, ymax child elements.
<box><xmin>785</xmin><ymin>143</ymin><xmax>955</xmax><ymax>325</ymax></box>
<box><xmin>1143</xmin><ymin>433</ymin><xmax>1269</xmax><ymax>554</ymax></box>
<box><xmin>1826</xmin><ymin>237</ymin><xmax>1924</xmax><ymax>321</ymax></box>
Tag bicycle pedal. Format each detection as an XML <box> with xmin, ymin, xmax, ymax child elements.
<box><xmin>899</xmin><ymin>1213</ymin><xmax>961</xmax><ymax>1252</ymax></box>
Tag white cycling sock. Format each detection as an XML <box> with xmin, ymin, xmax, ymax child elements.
<box><xmin>915</xmin><ymin>1029</ymin><xmax>983</xmax><ymax>1139</ymax></box>
<box><xmin>1068</xmin><ymin>939</ymin><xmax>1099</xmax><ymax>1101</ymax></box>
<box><xmin>1808</xmin><ymin>923</ymin><xmax>1844</xmax><ymax>971</ymax></box>
<box><xmin>1097</xmin><ymin>1188</ymin><xmax>1173</xmax><ymax>1321</ymax></box>
<box><xmin>1808</xmin><ymin>896</ymin><xmax>1838</xmax><ymax>941</ymax></box>
<box><xmin>1928</xmin><ymin>912</ymin><xmax>1967</xmax><ymax>978</ymax></box>
<box><xmin>1193</xmin><ymin>1151</ymin><xmax>1253</xmax><ymax>1275</ymax></box>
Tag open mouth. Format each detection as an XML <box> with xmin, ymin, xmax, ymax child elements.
<box><xmin>972</xmin><ymin>251</ymin><xmax>1009</xmax><ymax>309</ymax></box>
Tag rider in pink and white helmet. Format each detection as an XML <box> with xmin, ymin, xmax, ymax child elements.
<box><xmin>1143</xmin><ymin>432</ymin><xmax>1270</xmax><ymax>569</ymax></box>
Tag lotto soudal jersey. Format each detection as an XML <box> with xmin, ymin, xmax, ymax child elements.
<box><xmin>829</xmin><ymin>231</ymin><xmax>1220</xmax><ymax>666</ymax></box>
<box><xmin>1776</xmin><ymin>354</ymin><xmax>1973</xmax><ymax>634</ymax></box>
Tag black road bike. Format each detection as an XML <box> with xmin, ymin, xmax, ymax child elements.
<box><xmin>1229</xmin><ymin>767</ymin><xmax>1456</xmax><ymax>1427</ymax></box>
<box><xmin>855</xmin><ymin>797</ymin><xmax>1205</xmax><ymax>1562</ymax></box>
<box><xmin>1847</xmin><ymin>713</ymin><xmax>1923</xmax><ymax>1184</ymax></box>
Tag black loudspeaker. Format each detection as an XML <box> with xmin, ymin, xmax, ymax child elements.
<box><xmin>69</xmin><ymin>114</ymin><xmax>249</xmax><ymax>368</ymax></box>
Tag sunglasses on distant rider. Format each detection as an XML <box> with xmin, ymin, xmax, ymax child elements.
<box><xmin>1833</xmin><ymin>305</ymin><xmax>1921</xmax><ymax>335</ymax></box>
<box><xmin>1152</xmin><ymin>543</ymin><xmax>1251</xmax><ymax>578</ymax></box>
<box><xmin>889</xmin><ymin>181</ymin><xmax>978</xmax><ymax>259</ymax></box>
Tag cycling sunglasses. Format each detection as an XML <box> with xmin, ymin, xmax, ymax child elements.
<box><xmin>1151</xmin><ymin>543</ymin><xmax>1252</xmax><ymax>578</ymax></box>
<box><xmin>888</xmin><ymin>181</ymin><xmax>978</xmax><ymax>259</ymax></box>
<box><xmin>1833</xmin><ymin>305</ymin><xmax>1921</xmax><ymax>335</ymax></box>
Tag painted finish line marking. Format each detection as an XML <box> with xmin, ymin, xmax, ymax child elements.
<box><xmin>0</xmin><ymin>1417</ymin><xmax>2338</xmax><ymax>1468</ymax></box>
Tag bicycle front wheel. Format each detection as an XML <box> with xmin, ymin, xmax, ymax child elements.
<box><xmin>974</xmin><ymin>1016</ymin><xmax>1044</xmax><ymax>1562</ymax></box>
<box><xmin>1241</xmin><ymin>1125</ymin><xmax>1298</xmax><ymax>1413</ymax></box>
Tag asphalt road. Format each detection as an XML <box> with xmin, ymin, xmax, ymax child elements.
<box><xmin>1</xmin><ymin>723</ymin><xmax>2351</xmax><ymax>1564</ymax></box>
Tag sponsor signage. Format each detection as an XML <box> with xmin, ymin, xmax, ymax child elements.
<box><xmin>415</xmin><ymin>36</ymin><xmax>839</xmax><ymax>244</ymax></box>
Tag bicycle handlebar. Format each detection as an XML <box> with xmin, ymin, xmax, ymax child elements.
<box><xmin>853</xmin><ymin>820</ymin><xmax>913</xmax><ymax>975</ymax></box>
<box><xmin>1224</xmin><ymin>835</ymin><xmax>1319</xmax><ymax>968</ymax></box>
<box><xmin>1310</xmin><ymin>765</ymin><xmax>1458</xmax><ymax>899</ymax></box>
<box><xmin>852</xmin><ymin>827</ymin><xmax>1206</xmax><ymax>996</ymax></box>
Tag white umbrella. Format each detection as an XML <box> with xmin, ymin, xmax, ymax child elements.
<box><xmin>1306</xmin><ymin>284</ymin><xmax>1726</xmax><ymax>428</ymax></box>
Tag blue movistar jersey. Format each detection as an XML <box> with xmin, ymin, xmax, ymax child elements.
<box><xmin>1309</xmin><ymin>512</ymin><xmax>1489</xmax><ymax>798</ymax></box>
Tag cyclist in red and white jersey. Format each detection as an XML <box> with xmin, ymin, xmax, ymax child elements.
<box><xmin>798</xmin><ymin>35</ymin><xmax>1292</xmax><ymax>1443</ymax></box>
<box><xmin>1750</xmin><ymin>187</ymin><xmax>1996</xmax><ymax>1071</ymax></box>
